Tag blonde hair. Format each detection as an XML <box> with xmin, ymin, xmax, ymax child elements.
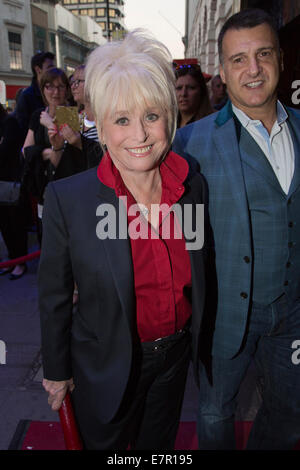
<box><xmin>85</xmin><ymin>29</ymin><xmax>178</xmax><ymax>144</ymax></box>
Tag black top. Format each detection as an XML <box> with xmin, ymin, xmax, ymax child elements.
<box><xmin>0</xmin><ymin>114</ymin><xmax>23</xmax><ymax>181</ymax></box>
<box><xmin>23</xmin><ymin>108</ymin><xmax>103</xmax><ymax>203</ymax></box>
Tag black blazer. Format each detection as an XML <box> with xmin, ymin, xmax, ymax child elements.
<box><xmin>38</xmin><ymin>165</ymin><xmax>207</xmax><ymax>424</ymax></box>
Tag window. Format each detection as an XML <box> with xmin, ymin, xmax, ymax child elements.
<box><xmin>109</xmin><ymin>9</ymin><xmax>116</xmax><ymax>17</ymax></box>
<box><xmin>49</xmin><ymin>32</ymin><xmax>56</xmax><ymax>54</ymax></box>
<box><xmin>63</xmin><ymin>0</ymin><xmax>71</xmax><ymax>4</ymax></box>
<box><xmin>71</xmin><ymin>9</ymin><xmax>79</xmax><ymax>15</ymax></box>
<box><xmin>97</xmin><ymin>8</ymin><xmax>105</xmax><ymax>16</ymax></box>
<box><xmin>100</xmin><ymin>22</ymin><xmax>106</xmax><ymax>30</ymax></box>
<box><xmin>80</xmin><ymin>9</ymin><xmax>88</xmax><ymax>15</ymax></box>
<box><xmin>88</xmin><ymin>9</ymin><xmax>95</xmax><ymax>16</ymax></box>
<box><xmin>8</xmin><ymin>31</ymin><xmax>22</xmax><ymax>70</ymax></box>
<box><xmin>33</xmin><ymin>25</ymin><xmax>47</xmax><ymax>54</ymax></box>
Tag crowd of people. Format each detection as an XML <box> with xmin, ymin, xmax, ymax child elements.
<box><xmin>1</xmin><ymin>7</ymin><xmax>300</xmax><ymax>451</ymax></box>
<box><xmin>0</xmin><ymin>54</ymin><xmax>103</xmax><ymax>279</ymax></box>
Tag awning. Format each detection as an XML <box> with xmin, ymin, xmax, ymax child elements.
<box><xmin>6</xmin><ymin>84</ymin><xmax>27</xmax><ymax>100</ymax></box>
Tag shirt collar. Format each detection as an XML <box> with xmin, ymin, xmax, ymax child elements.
<box><xmin>232</xmin><ymin>100</ymin><xmax>288</xmax><ymax>128</ymax></box>
<box><xmin>97</xmin><ymin>150</ymin><xmax>189</xmax><ymax>197</ymax></box>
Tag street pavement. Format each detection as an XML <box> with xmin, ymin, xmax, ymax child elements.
<box><xmin>0</xmin><ymin>232</ymin><xmax>58</xmax><ymax>450</ymax></box>
<box><xmin>0</xmin><ymin>232</ymin><xmax>261</xmax><ymax>450</ymax></box>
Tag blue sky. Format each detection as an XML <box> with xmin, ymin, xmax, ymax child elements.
<box><xmin>124</xmin><ymin>0</ymin><xmax>185</xmax><ymax>59</ymax></box>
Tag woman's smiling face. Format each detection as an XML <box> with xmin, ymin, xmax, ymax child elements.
<box><xmin>100</xmin><ymin>104</ymin><xmax>169</xmax><ymax>175</ymax></box>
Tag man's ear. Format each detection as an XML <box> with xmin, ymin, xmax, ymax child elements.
<box><xmin>34</xmin><ymin>65</ymin><xmax>42</xmax><ymax>79</ymax></box>
<box><xmin>219</xmin><ymin>64</ymin><xmax>226</xmax><ymax>84</ymax></box>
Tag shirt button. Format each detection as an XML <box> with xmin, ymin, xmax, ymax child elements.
<box><xmin>243</xmin><ymin>256</ymin><xmax>250</xmax><ymax>263</ymax></box>
<box><xmin>288</xmin><ymin>242</ymin><xmax>294</xmax><ymax>248</ymax></box>
<box><xmin>284</xmin><ymin>280</ymin><xmax>289</xmax><ymax>286</ymax></box>
<box><xmin>240</xmin><ymin>292</ymin><xmax>248</xmax><ymax>299</ymax></box>
<box><xmin>286</xmin><ymin>261</ymin><xmax>291</xmax><ymax>268</ymax></box>
<box><xmin>288</xmin><ymin>221</ymin><xmax>294</xmax><ymax>228</ymax></box>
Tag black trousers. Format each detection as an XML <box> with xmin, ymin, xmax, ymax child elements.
<box><xmin>73</xmin><ymin>329</ymin><xmax>191</xmax><ymax>450</ymax></box>
<box><xmin>0</xmin><ymin>204</ymin><xmax>28</xmax><ymax>260</ymax></box>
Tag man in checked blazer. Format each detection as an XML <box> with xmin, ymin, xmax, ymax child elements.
<box><xmin>173</xmin><ymin>9</ymin><xmax>300</xmax><ymax>449</ymax></box>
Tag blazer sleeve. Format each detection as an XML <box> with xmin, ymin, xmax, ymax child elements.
<box><xmin>38</xmin><ymin>182</ymin><xmax>74</xmax><ymax>381</ymax></box>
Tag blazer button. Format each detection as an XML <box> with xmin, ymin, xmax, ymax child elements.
<box><xmin>284</xmin><ymin>280</ymin><xmax>289</xmax><ymax>286</ymax></box>
<box><xmin>286</xmin><ymin>261</ymin><xmax>291</xmax><ymax>268</ymax></box>
<box><xmin>288</xmin><ymin>221</ymin><xmax>294</xmax><ymax>228</ymax></box>
<box><xmin>240</xmin><ymin>292</ymin><xmax>248</xmax><ymax>299</ymax></box>
<box><xmin>288</xmin><ymin>242</ymin><xmax>294</xmax><ymax>248</ymax></box>
<box><xmin>243</xmin><ymin>256</ymin><xmax>250</xmax><ymax>263</ymax></box>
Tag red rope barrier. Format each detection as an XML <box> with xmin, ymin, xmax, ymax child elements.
<box><xmin>59</xmin><ymin>392</ymin><xmax>83</xmax><ymax>450</ymax></box>
<box><xmin>0</xmin><ymin>250</ymin><xmax>41</xmax><ymax>269</ymax></box>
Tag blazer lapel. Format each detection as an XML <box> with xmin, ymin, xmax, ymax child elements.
<box><xmin>212</xmin><ymin>118</ymin><xmax>251</xmax><ymax>241</ymax></box>
<box><xmin>287</xmin><ymin>110</ymin><xmax>300</xmax><ymax>196</ymax></box>
<box><xmin>95</xmin><ymin>183</ymin><xmax>135</xmax><ymax>325</ymax></box>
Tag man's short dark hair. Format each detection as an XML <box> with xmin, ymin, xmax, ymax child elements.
<box><xmin>31</xmin><ymin>51</ymin><xmax>55</xmax><ymax>78</ymax></box>
<box><xmin>218</xmin><ymin>8</ymin><xmax>279</xmax><ymax>64</ymax></box>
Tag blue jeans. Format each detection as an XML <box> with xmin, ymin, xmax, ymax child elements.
<box><xmin>197</xmin><ymin>295</ymin><xmax>300</xmax><ymax>449</ymax></box>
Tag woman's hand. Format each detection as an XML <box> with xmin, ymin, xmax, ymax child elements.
<box><xmin>42</xmin><ymin>148</ymin><xmax>53</xmax><ymax>161</ymax></box>
<box><xmin>42</xmin><ymin>148</ymin><xmax>61</xmax><ymax>168</ymax></box>
<box><xmin>40</xmin><ymin>111</ymin><xmax>54</xmax><ymax>129</ymax></box>
<box><xmin>60</xmin><ymin>124</ymin><xmax>82</xmax><ymax>149</ymax></box>
<box><xmin>42</xmin><ymin>378</ymin><xmax>75</xmax><ymax>411</ymax></box>
<box><xmin>48</xmin><ymin>124</ymin><xmax>65</xmax><ymax>150</ymax></box>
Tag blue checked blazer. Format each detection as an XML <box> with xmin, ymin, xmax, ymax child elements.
<box><xmin>173</xmin><ymin>101</ymin><xmax>300</xmax><ymax>358</ymax></box>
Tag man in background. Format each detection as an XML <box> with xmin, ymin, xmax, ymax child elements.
<box><xmin>15</xmin><ymin>51</ymin><xmax>55</xmax><ymax>141</ymax></box>
<box><xmin>210</xmin><ymin>74</ymin><xmax>228</xmax><ymax>110</ymax></box>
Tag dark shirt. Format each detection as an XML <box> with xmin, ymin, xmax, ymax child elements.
<box><xmin>212</xmin><ymin>95</ymin><xmax>228</xmax><ymax>111</ymax></box>
<box><xmin>15</xmin><ymin>78</ymin><xmax>44</xmax><ymax>142</ymax></box>
<box><xmin>0</xmin><ymin>115</ymin><xmax>23</xmax><ymax>181</ymax></box>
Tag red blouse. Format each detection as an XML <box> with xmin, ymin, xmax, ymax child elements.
<box><xmin>97</xmin><ymin>151</ymin><xmax>192</xmax><ymax>342</ymax></box>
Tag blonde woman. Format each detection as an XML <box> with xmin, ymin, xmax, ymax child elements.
<box><xmin>39</xmin><ymin>30</ymin><xmax>207</xmax><ymax>450</ymax></box>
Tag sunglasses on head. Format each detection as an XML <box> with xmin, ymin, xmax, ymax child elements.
<box><xmin>173</xmin><ymin>63</ymin><xmax>201</xmax><ymax>71</ymax></box>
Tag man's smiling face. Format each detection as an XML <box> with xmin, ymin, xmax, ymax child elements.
<box><xmin>219</xmin><ymin>23</ymin><xmax>283</xmax><ymax>114</ymax></box>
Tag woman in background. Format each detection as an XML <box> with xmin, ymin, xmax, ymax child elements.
<box><xmin>23</xmin><ymin>68</ymin><xmax>72</xmax><ymax>221</ymax></box>
<box><xmin>64</xmin><ymin>64</ymin><xmax>101</xmax><ymax>169</ymax></box>
<box><xmin>175</xmin><ymin>63</ymin><xmax>213</xmax><ymax>128</ymax></box>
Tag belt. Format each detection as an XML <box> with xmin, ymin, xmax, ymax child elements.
<box><xmin>142</xmin><ymin>325</ymin><xmax>190</xmax><ymax>352</ymax></box>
